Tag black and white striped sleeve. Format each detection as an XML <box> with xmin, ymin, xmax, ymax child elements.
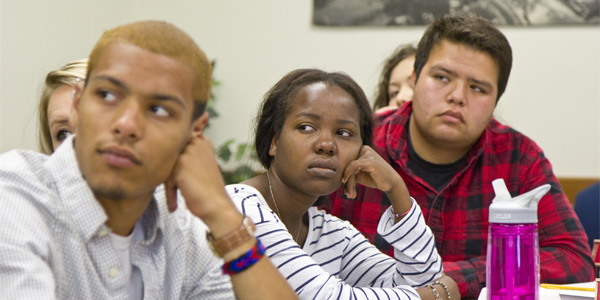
<box><xmin>377</xmin><ymin>198</ymin><xmax>443</xmax><ymax>287</ymax></box>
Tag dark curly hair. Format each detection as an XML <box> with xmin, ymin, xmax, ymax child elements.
<box><xmin>254</xmin><ymin>69</ymin><xmax>373</xmax><ymax>169</ymax></box>
<box><xmin>373</xmin><ymin>44</ymin><xmax>417</xmax><ymax>110</ymax></box>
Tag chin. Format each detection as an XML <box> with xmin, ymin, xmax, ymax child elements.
<box><xmin>431</xmin><ymin>130</ymin><xmax>463</xmax><ymax>143</ymax></box>
<box><xmin>93</xmin><ymin>188</ymin><xmax>127</xmax><ymax>201</ymax></box>
<box><xmin>88</xmin><ymin>179</ymin><xmax>128</xmax><ymax>201</ymax></box>
<box><xmin>314</xmin><ymin>182</ymin><xmax>343</xmax><ymax>197</ymax></box>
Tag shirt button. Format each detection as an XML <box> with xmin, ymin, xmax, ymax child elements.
<box><xmin>98</xmin><ymin>228</ymin><xmax>109</xmax><ymax>237</ymax></box>
<box><xmin>109</xmin><ymin>267</ymin><xmax>119</xmax><ymax>278</ymax></box>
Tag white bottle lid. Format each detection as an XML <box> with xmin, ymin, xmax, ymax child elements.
<box><xmin>489</xmin><ymin>179</ymin><xmax>551</xmax><ymax>224</ymax></box>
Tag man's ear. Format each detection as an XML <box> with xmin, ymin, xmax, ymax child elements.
<box><xmin>268</xmin><ymin>133</ymin><xmax>278</xmax><ymax>157</ymax></box>
<box><xmin>69</xmin><ymin>86</ymin><xmax>83</xmax><ymax>129</ymax></box>
<box><xmin>411</xmin><ymin>69</ymin><xmax>417</xmax><ymax>87</ymax></box>
<box><xmin>190</xmin><ymin>111</ymin><xmax>209</xmax><ymax>138</ymax></box>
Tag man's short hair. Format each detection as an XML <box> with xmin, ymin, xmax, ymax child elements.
<box><xmin>87</xmin><ymin>20</ymin><xmax>211</xmax><ymax>119</ymax></box>
<box><xmin>414</xmin><ymin>15</ymin><xmax>513</xmax><ymax>102</ymax></box>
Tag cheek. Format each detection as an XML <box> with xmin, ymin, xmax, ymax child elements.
<box><xmin>152</xmin><ymin>128</ymin><xmax>191</xmax><ymax>162</ymax></box>
<box><xmin>340</xmin><ymin>143</ymin><xmax>362</xmax><ymax>167</ymax></box>
<box><xmin>471</xmin><ymin>101</ymin><xmax>495</xmax><ymax>122</ymax></box>
<box><xmin>389</xmin><ymin>99</ymin><xmax>401</xmax><ymax>107</ymax></box>
<box><xmin>413</xmin><ymin>93</ymin><xmax>434</xmax><ymax>117</ymax></box>
<box><xmin>150</xmin><ymin>142</ymin><xmax>185</xmax><ymax>178</ymax></box>
<box><xmin>466</xmin><ymin>106</ymin><xmax>494</xmax><ymax>134</ymax></box>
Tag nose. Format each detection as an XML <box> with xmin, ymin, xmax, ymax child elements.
<box><xmin>314</xmin><ymin>131</ymin><xmax>337</xmax><ymax>155</ymax></box>
<box><xmin>111</xmin><ymin>100</ymin><xmax>144</xmax><ymax>142</ymax></box>
<box><xmin>391</xmin><ymin>85</ymin><xmax>414</xmax><ymax>108</ymax></box>
<box><xmin>447</xmin><ymin>82</ymin><xmax>466</xmax><ymax>107</ymax></box>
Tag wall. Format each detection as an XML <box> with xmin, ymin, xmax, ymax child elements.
<box><xmin>1</xmin><ymin>0</ymin><xmax>598</xmax><ymax>177</ymax></box>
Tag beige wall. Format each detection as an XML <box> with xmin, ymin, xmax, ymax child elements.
<box><xmin>1</xmin><ymin>1</ymin><xmax>599</xmax><ymax>177</ymax></box>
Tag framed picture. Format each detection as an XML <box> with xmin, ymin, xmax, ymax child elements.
<box><xmin>313</xmin><ymin>0</ymin><xmax>599</xmax><ymax>26</ymax></box>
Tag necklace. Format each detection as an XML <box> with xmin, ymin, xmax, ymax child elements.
<box><xmin>266</xmin><ymin>171</ymin><xmax>303</xmax><ymax>243</ymax></box>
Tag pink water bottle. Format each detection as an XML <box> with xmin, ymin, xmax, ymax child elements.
<box><xmin>486</xmin><ymin>179</ymin><xmax>550</xmax><ymax>300</ymax></box>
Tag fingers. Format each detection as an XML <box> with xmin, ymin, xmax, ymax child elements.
<box><xmin>342</xmin><ymin>146</ymin><xmax>369</xmax><ymax>183</ymax></box>
<box><xmin>342</xmin><ymin>145</ymin><xmax>395</xmax><ymax>192</ymax></box>
<box><xmin>344</xmin><ymin>168</ymin><xmax>358</xmax><ymax>199</ymax></box>
<box><xmin>165</xmin><ymin>179</ymin><xmax>178</xmax><ymax>213</ymax></box>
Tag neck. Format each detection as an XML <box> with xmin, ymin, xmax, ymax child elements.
<box><xmin>246</xmin><ymin>171</ymin><xmax>311</xmax><ymax>245</ymax></box>
<box><xmin>408</xmin><ymin>116</ymin><xmax>472</xmax><ymax>164</ymax></box>
<box><xmin>97</xmin><ymin>194</ymin><xmax>152</xmax><ymax>236</ymax></box>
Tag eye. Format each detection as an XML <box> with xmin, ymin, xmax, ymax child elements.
<box><xmin>388</xmin><ymin>90</ymin><xmax>399</xmax><ymax>99</ymax></box>
<box><xmin>434</xmin><ymin>74</ymin><xmax>449</xmax><ymax>82</ymax></box>
<box><xmin>298</xmin><ymin>124</ymin><xmax>316</xmax><ymax>133</ymax></box>
<box><xmin>471</xmin><ymin>85</ymin><xmax>487</xmax><ymax>94</ymax></box>
<box><xmin>55</xmin><ymin>129</ymin><xmax>72</xmax><ymax>142</ymax></box>
<box><xmin>336</xmin><ymin>129</ymin><xmax>353</xmax><ymax>137</ymax></box>
<box><xmin>98</xmin><ymin>90</ymin><xmax>117</xmax><ymax>103</ymax></box>
<box><xmin>150</xmin><ymin>105</ymin><xmax>170</xmax><ymax>117</ymax></box>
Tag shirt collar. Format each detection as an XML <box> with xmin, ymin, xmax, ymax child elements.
<box><xmin>140</xmin><ymin>188</ymin><xmax>165</xmax><ymax>245</ymax></box>
<box><xmin>46</xmin><ymin>135</ymin><xmax>165</xmax><ymax>244</ymax></box>
<box><xmin>46</xmin><ymin>135</ymin><xmax>108</xmax><ymax>242</ymax></box>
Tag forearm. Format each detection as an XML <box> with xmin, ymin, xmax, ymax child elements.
<box><xmin>385</xmin><ymin>176</ymin><xmax>413</xmax><ymax>222</ymax></box>
<box><xmin>415</xmin><ymin>275</ymin><xmax>460</xmax><ymax>300</ymax></box>
<box><xmin>539</xmin><ymin>244</ymin><xmax>595</xmax><ymax>283</ymax></box>
<box><xmin>535</xmin><ymin>183</ymin><xmax>595</xmax><ymax>282</ymax></box>
<box><xmin>521</xmin><ymin>146</ymin><xmax>594</xmax><ymax>282</ymax></box>
<box><xmin>378</xmin><ymin>201</ymin><xmax>444</xmax><ymax>287</ymax></box>
<box><xmin>229</xmin><ymin>243</ymin><xmax>299</xmax><ymax>300</ymax></box>
<box><xmin>200</xmin><ymin>204</ymin><xmax>299</xmax><ymax>300</ymax></box>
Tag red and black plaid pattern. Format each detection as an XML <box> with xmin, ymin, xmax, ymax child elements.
<box><xmin>324</xmin><ymin>103</ymin><xmax>595</xmax><ymax>299</ymax></box>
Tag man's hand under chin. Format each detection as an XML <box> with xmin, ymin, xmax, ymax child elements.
<box><xmin>164</xmin><ymin>134</ymin><xmax>242</xmax><ymax>233</ymax></box>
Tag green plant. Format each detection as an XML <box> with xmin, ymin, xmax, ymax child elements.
<box><xmin>216</xmin><ymin>139</ymin><xmax>260</xmax><ymax>184</ymax></box>
<box><xmin>206</xmin><ymin>60</ymin><xmax>221</xmax><ymax>123</ymax></box>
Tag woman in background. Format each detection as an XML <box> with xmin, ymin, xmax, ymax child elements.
<box><xmin>38</xmin><ymin>59</ymin><xmax>87</xmax><ymax>154</ymax></box>
<box><xmin>227</xmin><ymin>68</ymin><xmax>458</xmax><ymax>300</ymax></box>
<box><xmin>373</xmin><ymin>44</ymin><xmax>416</xmax><ymax>113</ymax></box>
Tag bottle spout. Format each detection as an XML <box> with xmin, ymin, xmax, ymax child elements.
<box><xmin>514</xmin><ymin>184</ymin><xmax>551</xmax><ymax>209</ymax></box>
<box><xmin>489</xmin><ymin>179</ymin><xmax>551</xmax><ymax>223</ymax></box>
<box><xmin>492</xmin><ymin>179</ymin><xmax>512</xmax><ymax>201</ymax></box>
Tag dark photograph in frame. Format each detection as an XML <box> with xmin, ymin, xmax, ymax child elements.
<box><xmin>313</xmin><ymin>0</ymin><xmax>599</xmax><ymax>26</ymax></box>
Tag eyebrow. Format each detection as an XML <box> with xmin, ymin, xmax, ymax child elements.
<box><xmin>49</xmin><ymin>119</ymin><xmax>70</xmax><ymax>128</ymax></box>
<box><xmin>295</xmin><ymin>112</ymin><xmax>358</xmax><ymax>127</ymax></box>
<box><xmin>470</xmin><ymin>78</ymin><xmax>493</xmax><ymax>91</ymax></box>
<box><xmin>430</xmin><ymin>65</ymin><xmax>494</xmax><ymax>91</ymax></box>
<box><xmin>90</xmin><ymin>75</ymin><xmax>186</xmax><ymax>108</ymax></box>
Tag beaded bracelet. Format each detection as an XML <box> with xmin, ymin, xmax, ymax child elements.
<box><xmin>429</xmin><ymin>284</ymin><xmax>441</xmax><ymax>299</ymax></box>
<box><xmin>391</xmin><ymin>207</ymin><xmax>410</xmax><ymax>218</ymax></box>
<box><xmin>434</xmin><ymin>280</ymin><xmax>451</xmax><ymax>300</ymax></box>
<box><xmin>222</xmin><ymin>239</ymin><xmax>265</xmax><ymax>276</ymax></box>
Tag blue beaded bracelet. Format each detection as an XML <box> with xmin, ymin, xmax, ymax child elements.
<box><xmin>222</xmin><ymin>239</ymin><xmax>266</xmax><ymax>275</ymax></box>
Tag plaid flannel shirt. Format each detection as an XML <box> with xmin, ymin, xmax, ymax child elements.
<box><xmin>324</xmin><ymin>103</ymin><xmax>595</xmax><ymax>299</ymax></box>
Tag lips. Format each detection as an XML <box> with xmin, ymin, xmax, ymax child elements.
<box><xmin>99</xmin><ymin>145</ymin><xmax>142</xmax><ymax>167</ymax></box>
<box><xmin>307</xmin><ymin>159</ymin><xmax>337</xmax><ymax>177</ymax></box>
<box><xmin>440</xmin><ymin>109</ymin><xmax>464</xmax><ymax>122</ymax></box>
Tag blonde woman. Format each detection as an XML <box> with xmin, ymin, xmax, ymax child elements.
<box><xmin>38</xmin><ymin>59</ymin><xmax>87</xmax><ymax>154</ymax></box>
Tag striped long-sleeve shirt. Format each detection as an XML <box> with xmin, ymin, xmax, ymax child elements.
<box><xmin>226</xmin><ymin>184</ymin><xmax>443</xmax><ymax>300</ymax></box>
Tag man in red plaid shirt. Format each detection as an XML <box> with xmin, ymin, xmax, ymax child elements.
<box><xmin>325</xmin><ymin>15</ymin><xmax>595</xmax><ymax>298</ymax></box>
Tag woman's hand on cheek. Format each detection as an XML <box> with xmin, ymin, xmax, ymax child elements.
<box><xmin>342</xmin><ymin>146</ymin><xmax>403</xmax><ymax>198</ymax></box>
